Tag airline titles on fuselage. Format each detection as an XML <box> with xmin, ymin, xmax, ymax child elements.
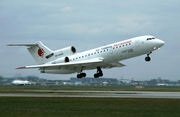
<box><xmin>96</xmin><ymin>39</ymin><xmax>132</xmax><ymax>51</ymax></box>
<box><xmin>55</xmin><ymin>53</ymin><xmax>63</xmax><ymax>57</ymax></box>
<box><xmin>70</xmin><ymin>39</ymin><xmax>133</xmax><ymax>61</ymax></box>
<box><xmin>113</xmin><ymin>40</ymin><xmax>132</xmax><ymax>47</ymax></box>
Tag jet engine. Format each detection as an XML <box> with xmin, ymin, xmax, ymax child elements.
<box><xmin>52</xmin><ymin>56</ymin><xmax>70</xmax><ymax>64</ymax></box>
<box><xmin>54</xmin><ymin>46</ymin><xmax>76</xmax><ymax>57</ymax></box>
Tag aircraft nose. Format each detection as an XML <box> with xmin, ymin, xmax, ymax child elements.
<box><xmin>157</xmin><ymin>39</ymin><xmax>165</xmax><ymax>47</ymax></box>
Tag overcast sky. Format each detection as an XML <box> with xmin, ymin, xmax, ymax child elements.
<box><xmin>0</xmin><ymin>0</ymin><xmax>179</xmax><ymax>80</ymax></box>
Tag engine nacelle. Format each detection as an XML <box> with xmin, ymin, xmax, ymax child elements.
<box><xmin>52</xmin><ymin>56</ymin><xmax>69</xmax><ymax>64</ymax></box>
<box><xmin>53</xmin><ymin>46</ymin><xmax>76</xmax><ymax>58</ymax></box>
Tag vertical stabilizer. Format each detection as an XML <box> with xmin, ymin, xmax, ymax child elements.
<box><xmin>8</xmin><ymin>41</ymin><xmax>54</xmax><ymax>64</ymax></box>
<box><xmin>27</xmin><ymin>41</ymin><xmax>54</xmax><ymax>64</ymax></box>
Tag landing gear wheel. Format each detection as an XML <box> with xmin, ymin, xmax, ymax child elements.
<box><xmin>145</xmin><ymin>52</ymin><xmax>152</xmax><ymax>62</ymax></box>
<box><xmin>94</xmin><ymin>73</ymin><xmax>99</xmax><ymax>78</ymax></box>
<box><xmin>81</xmin><ymin>73</ymin><xmax>86</xmax><ymax>77</ymax></box>
<box><xmin>94</xmin><ymin>67</ymin><xmax>103</xmax><ymax>78</ymax></box>
<box><xmin>77</xmin><ymin>73</ymin><xmax>86</xmax><ymax>79</ymax></box>
<box><xmin>145</xmin><ymin>56</ymin><xmax>151</xmax><ymax>62</ymax></box>
<box><xmin>77</xmin><ymin>74</ymin><xmax>82</xmax><ymax>79</ymax></box>
<box><xmin>98</xmin><ymin>72</ymin><xmax>103</xmax><ymax>77</ymax></box>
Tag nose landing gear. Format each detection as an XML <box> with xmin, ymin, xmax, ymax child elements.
<box><xmin>145</xmin><ymin>52</ymin><xmax>152</xmax><ymax>62</ymax></box>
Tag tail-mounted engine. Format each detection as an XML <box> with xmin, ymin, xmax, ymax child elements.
<box><xmin>51</xmin><ymin>46</ymin><xmax>76</xmax><ymax>64</ymax></box>
<box><xmin>52</xmin><ymin>56</ymin><xmax>70</xmax><ymax>64</ymax></box>
<box><xmin>54</xmin><ymin>46</ymin><xmax>76</xmax><ymax>57</ymax></box>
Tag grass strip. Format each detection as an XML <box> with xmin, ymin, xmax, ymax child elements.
<box><xmin>0</xmin><ymin>97</ymin><xmax>180</xmax><ymax>117</ymax></box>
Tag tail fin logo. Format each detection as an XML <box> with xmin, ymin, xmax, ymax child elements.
<box><xmin>38</xmin><ymin>47</ymin><xmax>45</xmax><ymax>57</ymax></box>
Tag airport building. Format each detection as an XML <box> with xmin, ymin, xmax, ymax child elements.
<box><xmin>0</xmin><ymin>75</ymin><xmax>180</xmax><ymax>86</ymax></box>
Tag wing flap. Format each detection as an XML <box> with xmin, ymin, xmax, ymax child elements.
<box><xmin>110</xmin><ymin>62</ymin><xmax>126</xmax><ymax>67</ymax></box>
<box><xmin>101</xmin><ymin>62</ymin><xmax>126</xmax><ymax>69</ymax></box>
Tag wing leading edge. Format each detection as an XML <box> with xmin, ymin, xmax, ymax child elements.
<box><xmin>16</xmin><ymin>58</ymin><xmax>104</xmax><ymax>69</ymax></box>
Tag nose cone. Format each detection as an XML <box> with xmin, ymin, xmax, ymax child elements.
<box><xmin>157</xmin><ymin>39</ymin><xmax>165</xmax><ymax>48</ymax></box>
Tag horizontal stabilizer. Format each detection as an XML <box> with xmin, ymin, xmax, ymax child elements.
<box><xmin>7</xmin><ymin>43</ymin><xmax>38</xmax><ymax>46</ymax></box>
<box><xmin>8</xmin><ymin>41</ymin><xmax>54</xmax><ymax>64</ymax></box>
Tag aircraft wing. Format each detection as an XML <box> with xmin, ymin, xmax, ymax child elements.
<box><xmin>16</xmin><ymin>58</ymin><xmax>104</xmax><ymax>69</ymax></box>
<box><xmin>102</xmin><ymin>62</ymin><xmax>126</xmax><ymax>68</ymax></box>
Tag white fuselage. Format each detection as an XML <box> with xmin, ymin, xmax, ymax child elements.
<box><xmin>41</xmin><ymin>35</ymin><xmax>164</xmax><ymax>74</ymax></box>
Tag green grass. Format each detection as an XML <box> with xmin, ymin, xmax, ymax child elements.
<box><xmin>0</xmin><ymin>97</ymin><xmax>180</xmax><ymax>117</ymax></box>
<box><xmin>0</xmin><ymin>86</ymin><xmax>180</xmax><ymax>117</ymax></box>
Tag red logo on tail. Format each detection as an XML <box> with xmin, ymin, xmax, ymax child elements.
<box><xmin>38</xmin><ymin>47</ymin><xmax>44</xmax><ymax>57</ymax></box>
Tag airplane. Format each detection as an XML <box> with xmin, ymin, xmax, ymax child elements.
<box><xmin>12</xmin><ymin>80</ymin><xmax>31</xmax><ymax>86</ymax></box>
<box><xmin>8</xmin><ymin>35</ymin><xmax>164</xmax><ymax>78</ymax></box>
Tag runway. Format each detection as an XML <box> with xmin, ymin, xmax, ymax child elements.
<box><xmin>0</xmin><ymin>90</ymin><xmax>180</xmax><ymax>99</ymax></box>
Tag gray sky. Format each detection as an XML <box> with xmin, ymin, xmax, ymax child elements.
<box><xmin>0</xmin><ymin>0</ymin><xmax>179</xmax><ymax>80</ymax></box>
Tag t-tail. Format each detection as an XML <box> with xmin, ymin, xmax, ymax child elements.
<box><xmin>7</xmin><ymin>41</ymin><xmax>54</xmax><ymax>64</ymax></box>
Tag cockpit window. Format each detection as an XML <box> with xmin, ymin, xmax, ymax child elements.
<box><xmin>147</xmin><ymin>37</ymin><xmax>155</xmax><ymax>40</ymax></box>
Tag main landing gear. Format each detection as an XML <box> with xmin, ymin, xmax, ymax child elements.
<box><xmin>77</xmin><ymin>67</ymin><xmax>103</xmax><ymax>79</ymax></box>
<box><xmin>77</xmin><ymin>67</ymin><xmax>86</xmax><ymax>78</ymax></box>
<box><xmin>145</xmin><ymin>52</ymin><xmax>152</xmax><ymax>62</ymax></box>
<box><xmin>94</xmin><ymin>67</ymin><xmax>103</xmax><ymax>78</ymax></box>
<box><xmin>77</xmin><ymin>72</ymin><xmax>86</xmax><ymax>79</ymax></box>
